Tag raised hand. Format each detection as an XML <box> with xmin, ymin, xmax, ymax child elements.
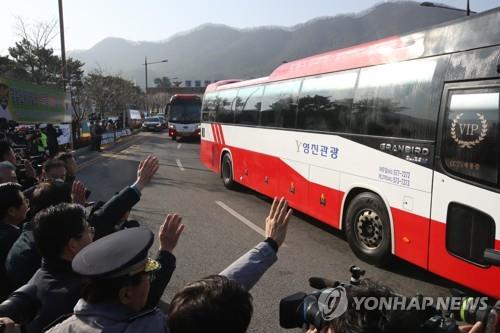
<box><xmin>265</xmin><ymin>197</ymin><xmax>293</xmax><ymax>248</ymax></box>
<box><xmin>158</xmin><ymin>213</ymin><xmax>185</xmax><ymax>253</ymax></box>
<box><xmin>71</xmin><ymin>180</ymin><xmax>87</xmax><ymax>205</ymax></box>
<box><xmin>135</xmin><ymin>155</ymin><xmax>160</xmax><ymax>191</ymax></box>
<box><xmin>459</xmin><ymin>322</ymin><xmax>483</xmax><ymax>333</ymax></box>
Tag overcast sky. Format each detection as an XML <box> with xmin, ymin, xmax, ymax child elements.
<box><xmin>1</xmin><ymin>0</ymin><xmax>499</xmax><ymax>56</ymax></box>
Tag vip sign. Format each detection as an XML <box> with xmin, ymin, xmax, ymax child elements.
<box><xmin>450</xmin><ymin>112</ymin><xmax>488</xmax><ymax>149</ymax></box>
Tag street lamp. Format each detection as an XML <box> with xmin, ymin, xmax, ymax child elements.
<box><xmin>142</xmin><ymin>57</ymin><xmax>168</xmax><ymax>116</ymax></box>
<box><xmin>420</xmin><ymin>1</ymin><xmax>476</xmax><ymax>15</ymax></box>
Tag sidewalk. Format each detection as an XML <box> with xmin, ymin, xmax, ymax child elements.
<box><xmin>73</xmin><ymin>129</ymin><xmax>141</xmax><ymax>164</ymax></box>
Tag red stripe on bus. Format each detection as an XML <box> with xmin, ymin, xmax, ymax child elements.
<box><xmin>215</xmin><ymin>124</ymin><xmax>222</xmax><ymax>145</ymax></box>
<box><xmin>218</xmin><ymin>124</ymin><xmax>226</xmax><ymax>145</ymax></box>
<box><xmin>211</xmin><ymin>123</ymin><xmax>219</xmax><ymax>144</ymax></box>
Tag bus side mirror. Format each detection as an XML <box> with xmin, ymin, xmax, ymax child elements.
<box><xmin>483</xmin><ymin>248</ymin><xmax>500</xmax><ymax>266</ymax></box>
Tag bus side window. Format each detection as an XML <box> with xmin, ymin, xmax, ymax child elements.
<box><xmin>202</xmin><ymin>93</ymin><xmax>217</xmax><ymax>122</ymax></box>
<box><xmin>350</xmin><ymin>59</ymin><xmax>437</xmax><ymax>140</ymax></box>
<box><xmin>443</xmin><ymin>89</ymin><xmax>499</xmax><ymax>187</ymax></box>
<box><xmin>235</xmin><ymin>86</ymin><xmax>262</xmax><ymax>126</ymax></box>
<box><xmin>216</xmin><ymin>90</ymin><xmax>236</xmax><ymax>123</ymax></box>
<box><xmin>297</xmin><ymin>71</ymin><xmax>357</xmax><ymax>133</ymax></box>
<box><xmin>261</xmin><ymin>80</ymin><xmax>300</xmax><ymax>128</ymax></box>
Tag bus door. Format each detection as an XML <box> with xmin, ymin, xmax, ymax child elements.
<box><xmin>430</xmin><ymin>81</ymin><xmax>500</xmax><ymax>297</ymax></box>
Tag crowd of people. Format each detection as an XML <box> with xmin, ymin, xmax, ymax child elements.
<box><xmin>0</xmin><ymin>137</ymin><xmax>487</xmax><ymax>333</ymax></box>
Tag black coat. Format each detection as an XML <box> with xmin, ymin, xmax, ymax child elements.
<box><xmin>87</xmin><ymin>186</ymin><xmax>141</xmax><ymax>240</ymax></box>
<box><xmin>46</xmin><ymin>126</ymin><xmax>60</xmax><ymax>150</ymax></box>
<box><xmin>0</xmin><ymin>223</ymin><xmax>21</xmax><ymax>301</ymax></box>
<box><xmin>26</xmin><ymin>258</ymin><xmax>82</xmax><ymax>333</ymax></box>
<box><xmin>5</xmin><ymin>222</ymin><xmax>40</xmax><ymax>291</ymax></box>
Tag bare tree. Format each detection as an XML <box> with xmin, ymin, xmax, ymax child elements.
<box><xmin>9</xmin><ymin>17</ymin><xmax>61</xmax><ymax>85</ymax></box>
<box><xmin>15</xmin><ymin>17</ymin><xmax>58</xmax><ymax>50</ymax></box>
<box><xmin>147</xmin><ymin>92</ymin><xmax>170</xmax><ymax>114</ymax></box>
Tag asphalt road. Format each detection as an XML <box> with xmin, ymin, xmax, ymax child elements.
<box><xmin>77</xmin><ymin>131</ymin><xmax>459</xmax><ymax>332</ymax></box>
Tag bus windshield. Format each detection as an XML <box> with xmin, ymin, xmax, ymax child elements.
<box><xmin>169</xmin><ymin>100</ymin><xmax>201</xmax><ymax>124</ymax></box>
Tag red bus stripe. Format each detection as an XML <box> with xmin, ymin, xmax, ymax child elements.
<box><xmin>211</xmin><ymin>123</ymin><xmax>219</xmax><ymax>144</ymax></box>
<box><xmin>214</xmin><ymin>124</ymin><xmax>221</xmax><ymax>144</ymax></box>
<box><xmin>218</xmin><ymin>124</ymin><xmax>225</xmax><ymax>145</ymax></box>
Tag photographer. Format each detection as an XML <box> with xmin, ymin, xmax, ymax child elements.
<box><xmin>1</xmin><ymin>141</ymin><xmax>38</xmax><ymax>190</ymax></box>
<box><xmin>299</xmin><ymin>282</ymin><xmax>485</xmax><ymax>333</ymax></box>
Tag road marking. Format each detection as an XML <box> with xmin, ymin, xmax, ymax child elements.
<box><xmin>177</xmin><ymin>143</ymin><xmax>182</xmax><ymax>150</ymax></box>
<box><xmin>216</xmin><ymin>201</ymin><xmax>266</xmax><ymax>237</ymax></box>
<box><xmin>176</xmin><ymin>158</ymin><xmax>185</xmax><ymax>171</ymax></box>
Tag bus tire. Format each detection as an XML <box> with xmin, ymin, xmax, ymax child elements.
<box><xmin>221</xmin><ymin>154</ymin><xmax>237</xmax><ymax>190</ymax></box>
<box><xmin>345</xmin><ymin>192</ymin><xmax>392</xmax><ymax>266</ymax></box>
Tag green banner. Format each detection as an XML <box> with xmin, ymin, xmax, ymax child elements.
<box><xmin>0</xmin><ymin>77</ymin><xmax>71</xmax><ymax>124</ymax></box>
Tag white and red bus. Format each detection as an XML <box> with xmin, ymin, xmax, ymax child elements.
<box><xmin>200</xmin><ymin>9</ymin><xmax>500</xmax><ymax>297</ymax></box>
<box><xmin>166</xmin><ymin>94</ymin><xmax>202</xmax><ymax>140</ymax></box>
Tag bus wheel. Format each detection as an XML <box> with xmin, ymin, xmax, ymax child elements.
<box><xmin>221</xmin><ymin>154</ymin><xmax>237</xmax><ymax>190</ymax></box>
<box><xmin>345</xmin><ymin>192</ymin><xmax>392</xmax><ymax>266</ymax></box>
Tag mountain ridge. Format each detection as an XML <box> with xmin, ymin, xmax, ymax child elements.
<box><xmin>70</xmin><ymin>1</ymin><xmax>466</xmax><ymax>87</ymax></box>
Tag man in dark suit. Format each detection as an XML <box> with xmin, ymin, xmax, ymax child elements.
<box><xmin>0</xmin><ymin>183</ymin><xmax>29</xmax><ymax>302</ymax></box>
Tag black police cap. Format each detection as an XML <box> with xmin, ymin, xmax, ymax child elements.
<box><xmin>72</xmin><ymin>227</ymin><xmax>160</xmax><ymax>278</ymax></box>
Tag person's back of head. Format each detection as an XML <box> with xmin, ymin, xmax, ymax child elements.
<box><xmin>0</xmin><ymin>141</ymin><xmax>15</xmax><ymax>165</ymax></box>
<box><xmin>33</xmin><ymin>203</ymin><xmax>90</xmax><ymax>261</ymax></box>
<box><xmin>30</xmin><ymin>181</ymin><xmax>72</xmax><ymax>218</ymax></box>
<box><xmin>0</xmin><ymin>182</ymin><xmax>25</xmax><ymax>224</ymax></box>
<box><xmin>0</xmin><ymin>161</ymin><xmax>17</xmax><ymax>183</ymax></box>
<box><xmin>168</xmin><ymin>275</ymin><xmax>253</xmax><ymax>333</ymax></box>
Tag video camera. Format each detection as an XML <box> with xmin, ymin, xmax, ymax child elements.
<box><xmin>279</xmin><ymin>266</ymin><xmax>366</xmax><ymax>330</ymax></box>
<box><xmin>279</xmin><ymin>266</ymin><xmax>499</xmax><ymax>333</ymax></box>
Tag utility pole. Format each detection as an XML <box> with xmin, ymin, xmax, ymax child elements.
<box><xmin>142</xmin><ymin>58</ymin><xmax>168</xmax><ymax>116</ymax></box>
<box><xmin>58</xmin><ymin>0</ymin><xmax>67</xmax><ymax>91</ymax></box>
<box><xmin>144</xmin><ymin>57</ymin><xmax>148</xmax><ymax>116</ymax></box>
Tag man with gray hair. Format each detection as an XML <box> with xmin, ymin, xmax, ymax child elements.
<box><xmin>0</xmin><ymin>161</ymin><xmax>17</xmax><ymax>183</ymax></box>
